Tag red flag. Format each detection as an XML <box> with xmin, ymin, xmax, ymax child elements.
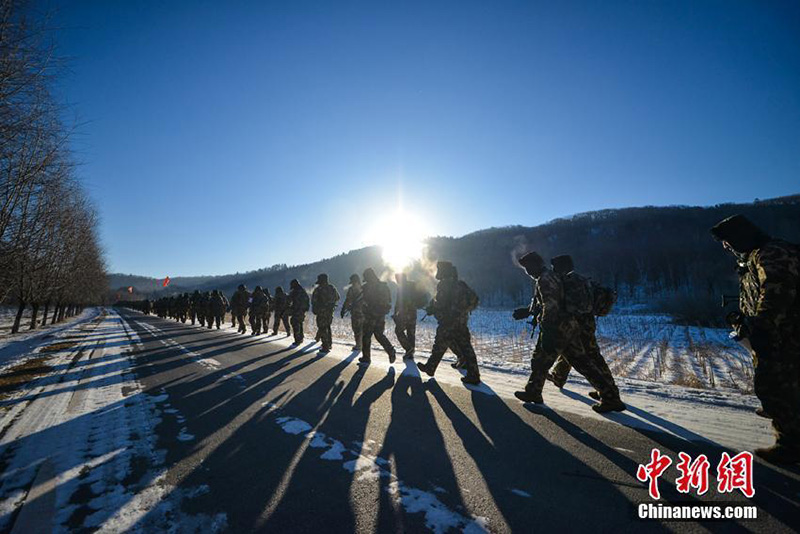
<box><xmin>127</xmin><ymin>286</ymin><xmax>134</xmax><ymax>294</ymax></box>
<box><xmin>162</xmin><ymin>276</ymin><xmax>170</xmax><ymax>287</ymax></box>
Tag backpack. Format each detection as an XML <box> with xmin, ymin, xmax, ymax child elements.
<box><xmin>589</xmin><ymin>280</ymin><xmax>617</xmax><ymax>316</ymax></box>
<box><xmin>459</xmin><ymin>281</ymin><xmax>479</xmax><ymax>312</ymax></box>
<box><xmin>297</xmin><ymin>290</ymin><xmax>310</xmax><ymax>312</ymax></box>
<box><xmin>562</xmin><ymin>272</ymin><xmax>594</xmax><ymax>315</ymax></box>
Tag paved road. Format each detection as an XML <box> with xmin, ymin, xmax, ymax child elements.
<box><xmin>118</xmin><ymin>309</ymin><xmax>800</xmax><ymax>533</ymax></box>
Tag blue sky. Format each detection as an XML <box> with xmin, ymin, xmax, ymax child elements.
<box><xmin>51</xmin><ymin>0</ymin><xmax>800</xmax><ymax>277</ymax></box>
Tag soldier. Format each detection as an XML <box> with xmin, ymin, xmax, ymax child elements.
<box><xmin>545</xmin><ymin>256</ymin><xmax>622</xmax><ymax>411</ymax></box>
<box><xmin>312</xmin><ymin>274</ymin><xmax>340</xmax><ymax>353</ymax></box>
<box><xmin>143</xmin><ymin>298</ymin><xmax>151</xmax><ymax>315</ymax></box>
<box><xmin>513</xmin><ymin>252</ymin><xmax>625</xmax><ymax>413</ymax></box>
<box><xmin>189</xmin><ymin>290</ymin><xmax>201</xmax><ymax>325</ymax></box>
<box><xmin>287</xmin><ymin>279</ymin><xmax>310</xmax><ymax>344</ymax></box>
<box><xmin>249</xmin><ymin>286</ymin><xmax>270</xmax><ymax>335</ymax></box>
<box><xmin>394</xmin><ymin>273</ymin><xmax>426</xmax><ymax>360</ymax></box>
<box><xmin>222</xmin><ymin>292</ymin><xmax>231</xmax><ymax>328</ymax></box>
<box><xmin>341</xmin><ymin>274</ymin><xmax>365</xmax><ymax>351</ymax></box>
<box><xmin>204</xmin><ymin>291</ymin><xmax>215</xmax><ymax>328</ymax></box>
<box><xmin>196</xmin><ymin>292</ymin><xmax>208</xmax><ymax>327</ymax></box>
<box><xmin>416</xmin><ymin>261</ymin><xmax>481</xmax><ymax>385</ymax></box>
<box><xmin>272</xmin><ymin>286</ymin><xmax>291</xmax><ymax>335</ymax></box>
<box><xmin>712</xmin><ymin>214</ymin><xmax>800</xmax><ymax>464</ymax></box>
<box><xmin>231</xmin><ymin>284</ymin><xmax>250</xmax><ymax>334</ymax></box>
<box><xmin>360</xmin><ymin>268</ymin><xmax>397</xmax><ymax>365</ymax></box>
<box><xmin>209</xmin><ymin>290</ymin><xmax>225</xmax><ymax>329</ymax></box>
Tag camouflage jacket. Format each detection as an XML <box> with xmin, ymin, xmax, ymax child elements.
<box><xmin>312</xmin><ymin>283</ymin><xmax>340</xmax><ymax>315</ymax></box>
<box><xmin>739</xmin><ymin>239</ymin><xmax>800</xmax><ymax>353</ymax></box>
<box><xmin>272</xmin><ymin>292</ymin><xmax>287</xmax><ymax>313</ymax></box>
<box><xmin>362</xmin><ymin>280</ymin><xmax>392</xmax><ymax>318</ymax></box>
<box><xmin>342</xmin><ymin>285</ymin><xmax>365</xmax><ymax>318</ymax></box>
<box><xmin>534</xmin><ymin>269</ymin><xmax>565</xmax><ymax>334</ymax></box>
<box><xmin>230</xmin><ymin>288</ymin><xmax>250</xmax><ymax>314</ymax></box>
<box><xmin>287</xmin><ymin>286</ymin><xmax>310</xmax><ymax>315</ymax></box>
<box><xmin>394</xmin><ymin>280</ymin><xmax>426</xmax><ymax>318</ymax></box>
<box><xmin>428</xmin><ymin>279</ymin><xmax>468</xmax><ymax>325</ymax></box>
<box><xmin>209</xmin><ymin>293</ymin><xmax>225</xmax><ymax>314</ymax></box>
<box><xmin>250</xmin><ymin>290</ymin><xmax>271</xmax><ymax>314</ymax></box>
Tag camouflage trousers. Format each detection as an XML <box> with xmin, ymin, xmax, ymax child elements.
<box><xmin>362</xmin><ymin>316</ymin><xmax>395</xmax><ymax>361</ymax></box>
<box><xmin>394</xmin><ymin>312</ymin><xmax>417</xmax><ymax>355</ymax></box>
<box><xmin>207</xmin><ymin>314</ymin><xmax>222</xmax><ymax>329</ymax></box>
<box><xmin>549</xmin><ymin>318</ymin><xmax>620</xmax><ymax>400</ymax></box>
<box><xmin>250</xmin><ymin>312</ymin><xmax>270</xmax><ymax>334</ymax></box>
<box><xmin>315</xmin><ymin>312</ymin><xmax>334</xmax><ymax>350</ymax></box>
<box><xmin>235</xmin><ymin>313</ymin><xmax>247</xmax><ymax>333</ymax></box>
<box><xmin>272</xmin><ymin>310</ymin><xmax>290</xmax><ymax>335</ymax></box>
<box><xmin>754</xmin><ymin>352</ymin><xmax>800</xmax><ymax>449</ymax></box>
<box><xmin>350</xmin><ymin>312</ymin><xmax>364</xmax><ymax>350</ymax></box>
<box><xmin>526</xmin><ymin>318</ymin><xmax>620</xmax><ymax>402</ymax></box>
<box><xmin>290</xmin><ymin>312</ymin><xmax>305</xmax><ymax>343</ymax></box>
<box><xmin>426</xmin><ymin>321</ymin><xmax>480</xmax><ymax>380</ymax></box>
<box><xmin>190</xmin><ymin>311</ymin><xmax>197</xmax><ymax>325</ymax></box>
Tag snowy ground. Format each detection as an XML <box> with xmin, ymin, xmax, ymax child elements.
<box><xmin>0</xmin><ymin>309</ymin><xmax>226</xmax><ymax>533</ymax></box>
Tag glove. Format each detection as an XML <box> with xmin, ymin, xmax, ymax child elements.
<box><xmin>512</xmin><ymin>307</ymin><xmax>531</xmax><ymax>320</ymax></box>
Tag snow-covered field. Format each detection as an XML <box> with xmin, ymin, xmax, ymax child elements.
<box><xmin>323</xmin><ymin>310</ymin><xmax>754</xmax><ymax>393</ymax></box>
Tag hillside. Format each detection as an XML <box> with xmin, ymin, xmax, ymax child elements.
<box><xmin>110</xmin><ymin>195</ymin><xmax>800</xmax><ymax>322</ymax></box>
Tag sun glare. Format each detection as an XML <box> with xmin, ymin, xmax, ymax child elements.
<box><xmin>369</xmin><ymin>209</ymin><xmax>427</xmax><ymax>273</ymax></box>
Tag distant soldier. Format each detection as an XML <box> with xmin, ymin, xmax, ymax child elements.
<box><xmin>209</xmin><ymin>290</ymin><xmax>225</xmax><ymax>329</ymax></box>
<box><xmin>272</xmin><ymin>286</ymin><xmax>291</xmax><ymax>335</ymax></box>
<box><xmin>287</xmin><ymin>279</ymin><xmax>310</xmax><ymax>344</ymax></box>
<box><xmin>513</xmin><ymin>252</ymin><xmax>625</xmax><ymax>412</ymax></box>
<box><xmin>249</xmin><ymin>286</ymin><xmax>271</xmax><ymax>335</ymax></box>
<box><xmin>196</xmin><ymin>292</ymin><xmax>208</xmax><ymax>327</ymax></box>
<box><xmin>312</xmin><ymin>274</ymin><xmax>340</xmax><ymax>353</ymax></box>
<box><xmin>341</xmin><ymin>274</ymin><xmax>365</xmax><ymax>351</ymax></box>
<box><xmin>416</xmin><ymin>261</ymin><xmax>481</xmax><ymax>385</ymax></box>
<box><xmin>143</xmin><ymin>298</ymin><xmax>151</xmax><ymax>315</ymax></box>
<box><xmin>231</xmin><ymin>284</ymin><xmax>250</xmax><ymax>334</ymax></box>
<box><xmin>222</xmin><ymin>292</ymin><xmax>231</xmax><ymax>327</ymax></box>
<box><xmin>360</xmin><ymin>268</ymin><xmax>397</xmax><ymax>365</ymax></box>
<box><xmin>190</xmin><ymin>290</ymin><xmax>201</xmax><ymax>325</ymax></box>
<box><xmin>394</xmin><ymin>273</ymin><xmax>427</xmax><ymax>360</ymax></box>
<box><xmin>177</xmin><ymin>293</ymin><xmax>189</xmax><ymax>323</ymax></box>
<box><xmin>712</xmin><ymin>214</ymin><xmax>800</xmax><ymax>464</ymax></box>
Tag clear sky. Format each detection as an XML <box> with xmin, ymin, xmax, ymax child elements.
<box><xmin>50</xmin><ymin>0</ymin><xmax>800</xmax><ymax>277</ymax></box>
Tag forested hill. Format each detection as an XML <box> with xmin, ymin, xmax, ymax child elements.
<box><xmin>111</xmin><ymin>195</ymin><xmax>800</xmax><ymax>320</ymax></box>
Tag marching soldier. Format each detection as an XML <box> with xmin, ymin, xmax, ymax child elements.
<box><xmin>209</xmin><ymin>290</ymin><xmax>225</xmax><ymax>329</ymax></box>
<box><xmin>513</xmin><ymin>252</ymin><xmax>625</xmax><ymax>412</ymax></box>
<box><xmin>394</xmin><ymin>273</ymin><xmax>426</xmax><ymax>360</ymax></box>
<box><xmin>231</xmin><ymin>284</ymin><xmax>250</xmax><ymax>334</ymax></box>
<box><xmin>359</xmin><ymin>268</ymin><xmax>397</xmax><ymax>364</ymax></box>
<box><xmin>712</xmin><ymin>214</ymin><xmax>800</xmax><ymax>464</ymax></box>
<box><xmin>287</xmin><ymin>279</ymin><xmax>310</xmax><ymax>344</ymax></box>
<box><xmin>249</xmin><ymin>286</ymin><xmax>271</xmax><ymax>335</ymax></box>
<box><xmin>341</xmin><ymin>274</ymin><xmax>365</xmax><ymax>351</ymax></box>
<box><xmin>272</xmin><ymin>286</ymin><xmax>291</xmax><ymax>335</ymax></box>
<box><xmin>416</xmin><ymin>261</ymin><xmax>481</xmax><ymax>385</ymax></box>
<box><xmin>312</xmin><ymin>274</ymin><xmax>340</xmax><ymax>353</ymax></box>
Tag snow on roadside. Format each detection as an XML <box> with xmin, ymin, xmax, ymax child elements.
<box><xmin>0</xmin><ymin>308</ymin><xmax>225</xmax><ymax>533</ymax></box>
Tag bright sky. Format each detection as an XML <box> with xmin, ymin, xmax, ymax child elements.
<box><xmin>51</xmin><ymin>0</ymin><xmax>800</xmax><ymax>277</ymax></box>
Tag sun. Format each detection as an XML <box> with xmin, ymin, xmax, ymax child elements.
<box><xmin>369</xmin><ymin>209</ymin><xmax>428</xmax><ymax>273</ymax></box>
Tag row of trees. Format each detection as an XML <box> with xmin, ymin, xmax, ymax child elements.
<box><xmin>1</xmin><ymin>0</ymin><xmax>107</xmax><ymax>333</ymax></box>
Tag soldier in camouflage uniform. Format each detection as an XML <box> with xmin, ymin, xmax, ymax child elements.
<box><xmin>287</xmin><ymin>279</ymin><xmax>310</xmax><ymax>344</ymax></box>
<box><xmin>394</xmin><ymin>273</ymin><xmax>425</xmax><ymax>360</ymax></box>
<box><xmin>341</xmin><ymin>274</ymin><xmax>365</xmax><ymax>351</ymax></box>
<box><xmin>416</xmin><ymin>261</ymin><xmax>481</xmax><ymax>385</ymax></box>
<box><xmin>189</xmin><ymin>290</ymin><xmax>201</xmax><ymax>325</ymax></box>
<box><xmin>249</xmin><ymin>286</ymin><xmax>271</xmax><ymax>335</ymax></box>
<box><xmin>359</xmin><ymin>268</ymin><xmax>397</xmax><ymax>364</ymax></box>
<box><xmin>312</xmin><ymin>274</ymin><xmax>340</xmax><ymax>353</ymax></box>
<box><xmin>513</xmin><ymin>252</ymin><xmax>625</xmax><ymax>412</ymax></box>
<box><xmin>545</xmin><ymin>256</ymin><xmax>622</xmax><ymax>409</ymax></box>
<box><xmin>712</xmin><ymin>214</ymin><xmax>800</xmax><ymax>464</ymax></box>
<box><xmin>203</xmin><ymin>291</ymin><xmax>214</xmax><ymax>328</ymax></box>
<box><xmin>231</xmin><ymin>284</ymin><xmax>250</xmax><ymax>334</ymax></box>
<box><xmin>209</xmin><ymin>290</ymin><xmax>225</xmax><ymax>329</ymax></box>
<box><xmin>195</xmin><ymin>292</ymin><xmax>208</xmax><ymax>327</ymax></box>
<box><xmin>272</xmin><ymin>286</ymin><xmax>291</xmax><ymax>335</ymax></box>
